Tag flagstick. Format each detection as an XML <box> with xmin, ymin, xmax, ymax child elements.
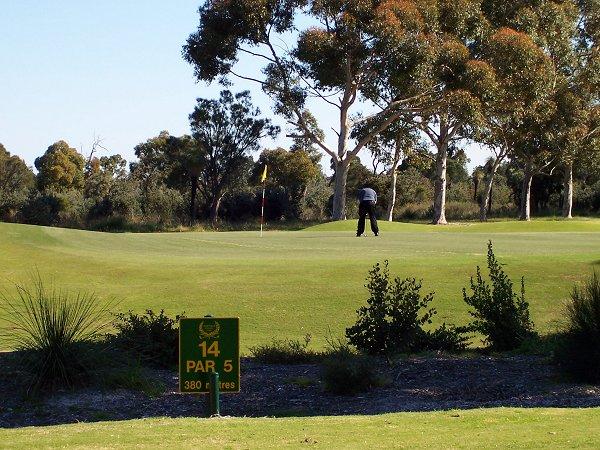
<box><xmin>260</xmin><ymin>182</ymin><xmax>266</xmax><ymax>238</ymax></box>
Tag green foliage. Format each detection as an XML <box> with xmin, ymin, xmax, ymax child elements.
<box><xmin>0</xmin><ymin>277</ymin><xmax>114</xmax><ymax>394</ymax></box>
<box><xmin>346</xmin><ymin>260</ymin><xmax>466</xmax><ymax>355</ymax></box>
<box><xmin>321</xmin><ymin>344</ymin><xmax>377</xmax><ymax>396</ymax></box>
<box><xmin>190</xmin><ymin>90</ymin><xmax>279</xmax><ymax>224</ymax></box>
<box><xmin>102</xmin><ymin>362</ymin><xmax>165</xmax><ymax>397</ymax></box>
<box><xmin>109</xmin><ymin>310</ymin><xmax>183</xmax><ymax>368</ymax></box>
<box><xmin>253</xmin><ymin>147</ymin><xmax>322</xmax><ymax>220</ymax></box>
<box><xmin>249</xmin><ymin>334</ymin><xmax>319</xmax><ymax>364</ymax></box>
<box><xmin>554</xmin><ymin>272</ymin><xmax>600</xmax><ymax>382</ymax></box>
<box><xmin>0</xmin><ymin>145</ymin><xmax>34</xmax><ymax>221</ymax></box>
<box><xmin>417</xmin><ymin>324</ymin><xmax>469</xmax><ymax>353</ymax></box>
<box><xmin>463</xmin><ymin>241</ymin><xmax>535</xmax><ymax>350</ymax></box>
<box><xmin>35</xmin><ymin>141</ymin><xmax>85</xmax><ymax>193</ymax></box>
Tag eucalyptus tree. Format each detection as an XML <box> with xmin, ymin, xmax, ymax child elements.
<box><xmin>0</xmin><ymin>144</ymin><xmax>35</xmax><ymax>220</ymax></box>
<box><xmin>183</xmin><ymin>0</ymin><xmax>441</xmax><ymax>220</ymax></box>
<box><xmin>363</xmin><ymin>2</ymin><xmax>501</xmax><ymax>224</ymax></box>
<box><xmin>477</xmin><ymin>27</ymin><xmax>555</xmax><ymax>221</ymax></box>
<box><xmin>35</xmin><ymin>141</ymin><xmax>85</xmax><ymax>193</ymax></box>
<box><xmin>355</xmin><ymin>120</ymin><xmax>421</xmax><ymax>221</ymax></box>
<box><xmin>189</xmin><ymin>90</ymin><xmax>279</xmax><ymax>225</ymax></box>
<box><xmin>481</xmin><ymin>0</ymin><xmax>596</xmax><ymax>221</ymax></box>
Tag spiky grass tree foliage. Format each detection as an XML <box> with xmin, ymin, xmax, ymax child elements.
<box><xmin>555</xmin><ymin>272</ymin><xmax>600</xmax><ymax>383</ymax></box>
<box><xmin>0</xmin><ymin>276</ymin><xmax>114</xmax><ymax>394</ymax></box>
<box><xmin>463</xmin><ymin>241</ymin><xmax>534</xmax><ymax>350</ymax></box>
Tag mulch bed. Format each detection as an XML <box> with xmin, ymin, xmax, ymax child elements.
<box><xmin>1</xmin><ymin>353</ymin><xmax>599</xmax><ymax>428</ymax></box>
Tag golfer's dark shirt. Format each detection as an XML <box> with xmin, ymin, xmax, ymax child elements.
<box><xmin>358</xmin><ymin>188</ymin><xmax>377</xmax><ymax>203</ymax></box>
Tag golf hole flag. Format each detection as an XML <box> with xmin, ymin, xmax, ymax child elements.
<box><xmin>260</xmin><ymin>164</ymin><xmax>268</xmax><ymax>183</ymax></box>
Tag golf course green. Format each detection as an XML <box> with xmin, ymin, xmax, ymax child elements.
<box><xmin>1</xmin><ymin>220</ymin><xmax>599</xmax><ymax>350</ymax></box>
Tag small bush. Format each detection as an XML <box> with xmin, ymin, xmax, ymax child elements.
<box><xmin>346</xmin><ymin>261</ymin><xmax>465</xmax><ymax>355</ymax></box>
<box><xmin>0</xmin><ymin>277</ymin><xmax>114</xmax><ymax>394</ymax></box>
<box><xmin>109</xmin><ymin>309</ymin><xmax>183</xmax><ymax>368</ymax></box>
<box><xmin>462</xmin><ymin>241</ymin><xmax>534</xmax><ymax>351</ymax></box>
<box><xmin>249</xmin><ymin>334</ymin><xmax>319</xmax><ymax>364</ymax></box>
<box><xmin>555</xmin><ymin>272</ymin><xmax>600</xmax><ymax>382</ymax></box>
<box><xmin>417</xmin><ymin>324</ymin><xmax>469</xmax><ymax>353</ymax></box>
<box><xmin>321</xmin><ymin>345</ymin><xmax>377</xmax><ymax>395</ymax></box>
<box><xmin>102</xmin><ymin>362</ymin><xmax>165</xmax><ymax>397</ymax></box>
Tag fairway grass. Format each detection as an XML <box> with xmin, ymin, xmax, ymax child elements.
<box><xmin>1</xmin><ymin>220</ymin><xmax>599</xmax><ymax>349</ymax></box>
<box><xmin>1</xmin><ymin>408</ymin><xmax>599</xmax><ymax>448</ymax></box>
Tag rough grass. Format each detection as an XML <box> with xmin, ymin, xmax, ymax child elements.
<box><xmin>0</xmin><ymin>408</ymin><xmax>599</xmax><ymax>448</ymax></box>
<box><xmin>1</xmin><ymin>220</ymin><xmax>599</xmax><ymax>350</ymax></box>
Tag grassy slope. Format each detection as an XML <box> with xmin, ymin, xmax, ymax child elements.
<box><xmin>1</xmin><ymin>220</ymin><xmax>599</xmax><ymax>349</ymax></box>
<box><xmin>1</xmin><ymin>408</ymin><xmax>599</xmax><ymax>449</ymax></box>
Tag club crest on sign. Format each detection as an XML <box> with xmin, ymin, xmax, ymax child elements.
<box><xmin>199</xmin><ymin>320</ymin><xmax>220</xmax><ymax>339</ymax></box>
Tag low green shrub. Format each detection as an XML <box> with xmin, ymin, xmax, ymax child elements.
<box><xmin>249</xmin><ymin>334</ymin><xmax>319</xmax><ymax>364</ymax></box>
<box><xmin>462</xmin><ymin>241</ymin><xmax>535</xmax><ymax>351</ymax></box>
<box><xmin>109</xmin><ymin>309</ymin><xmax>183</xmax><ymax>368</ymax></box>
<box><xmin>346</xmin><ymin>261</ymin><xmax>467</xmax><ymax>356</ymax></box>
<box><xmin>0</xmin><ymin>276</ymin><xmax>114</xmax><ymax>394</ymax></box>
<box><xmin>554</xmin><ymin>272</ymin><xmax>600</xmax><ymax>383</ymax></box>
<box><xmin>417</xmin><ymin>324</ymin><xmax>469</xmax><ymax>353</ymax></box>
<box><xmin>321</xmin><ymin>344</ymin><xmax>377</xmax><ymax>395</ymax></box>
<box><xmin>102</xmin><ymin>362</ymin><xmax>165</xmax><ymax>397</ymax></box>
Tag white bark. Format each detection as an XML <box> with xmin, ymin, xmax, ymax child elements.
<box><xmin>480</xmin><ymin>161</ymin><xmax>500</xmax><ymax>222</ymax></box>
<box><xmin>520</xmin><ymin>166</ymin><xmax>533</xmax><ymax>221</ymax></box>
<box><xmin>562</xmin><ymin>162</ymin><xmax>573</xmax><ymax>219</ymax></box>
<box><xmin>332</xmin><ymin>160</ymin><xmax>349</xmax><ymax>220</ymax></box>
<box><xmin>386</xmin><ymin>144</ymin><xmax>403</xmax><ymax>222</ymax></box>
<box><xmin>432</xmin><ymin>142</ymin><xmax>448</xmax><ymax>225</ymax></box>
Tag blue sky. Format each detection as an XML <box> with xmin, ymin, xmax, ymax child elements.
<box><xmin>0</xmin><ymin>1</ymin><xmax>489</xmax><ymax>172</ymax></box>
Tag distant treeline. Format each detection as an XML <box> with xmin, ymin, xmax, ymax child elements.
<box><xmin>2</xmin><ymin>131</ymin><xmax>599</xmax><ymax>232</ymax></box>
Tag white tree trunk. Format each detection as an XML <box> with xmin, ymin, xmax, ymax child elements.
<box><xmin>562</xmin><ymin>162</ymin><xmax>573</xmax><ymax>219</ymax></box>
<box><xmin>520</xmin><ymin>166</ymin><xmax>533</xmax><ymax>221</ymax></box>
<box><xmin>480</xmin><ymin>162</ymin><xmax>500</xmax><ymax>222</ymax></box>
<box><xmin>331</xmin><ymin>160</ymin><xmax>349</xmax><ymax>220</ymax></box>
<box><xmin>432</xmin><ymin>140</ymin><xmax>448</xmax><ymax>225</ymax></box>
<box><xmin>386</xmin><ymin>145</ymin><xmax>402</xmax><ymax>222</ymax></box>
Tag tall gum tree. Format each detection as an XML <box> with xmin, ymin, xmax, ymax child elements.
<box><xmin>482</xmin><ymin>0</ymin><xmax>599</xmax><ymax>220</ymax></box>
<box><xmin>365</xmin><ymin>1</ymin><xmax>501</xmax><ymax>224</ymax></box>
<box><xmin>183</xmin><ymin>0</ymin><xmax>441</xmax><ymax>220</ymax></box>
<box><xmin>477</xmin><ymin>28</ymin><xmax>555</xmax><ymax>221</ymax></box>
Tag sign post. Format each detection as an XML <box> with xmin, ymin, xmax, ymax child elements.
<box><xmin>179</xmin><ymin>317</ymin><xmax>240</xmax><ymax>415</ymax></box>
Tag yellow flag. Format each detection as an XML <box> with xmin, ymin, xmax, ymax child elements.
<box><xmin>260</xmin><ymin>164</ymin><xmax>268</xmax><ymax>183</ymax></box>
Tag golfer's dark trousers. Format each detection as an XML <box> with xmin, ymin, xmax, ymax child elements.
<box><xmin>357</xmin><ymin>200</ymin><xmax>379</xmax><ymax>236</ymax></box>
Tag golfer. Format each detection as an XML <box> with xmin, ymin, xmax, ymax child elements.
<box><xmin>356</xmin><ymin>185</ymin><xmax>379</xmax><ymax>237</ymax></box>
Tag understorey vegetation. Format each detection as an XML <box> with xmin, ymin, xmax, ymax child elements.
<box><xmin>462</xmin><ymin>241</ymin><xmax>535</xmax><ymax>351</ymax></box>
<box><xmin>554</xmin><ymin>272</ymin><xmax>600</xmax><ymax>383</ymax></box>
<box><xmin>1</xmin><ymin>255</ymin><xmax>598</xmax><ymax>399</ymax></box>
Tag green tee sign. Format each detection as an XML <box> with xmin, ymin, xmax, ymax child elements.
<box><xmin>179</xmin><ymin>317</ymin><xmax>240</xmax><ymax>393</ymax></box>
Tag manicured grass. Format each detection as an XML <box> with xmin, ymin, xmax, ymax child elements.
<box><xmin>1</xmin><ymin>408</ymin><xmax>599</xmax><ymax>448</ymax></box>
<box><xmin>1</xmin><ymin>220</ymin><xmax>599</xmax><ymax>350</ymax></box>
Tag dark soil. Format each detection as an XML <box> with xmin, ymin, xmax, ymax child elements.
<box><xmin>1</xmin><ymin>353</ymin><xmax>599</xmax><ymax>428</ymax></box>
